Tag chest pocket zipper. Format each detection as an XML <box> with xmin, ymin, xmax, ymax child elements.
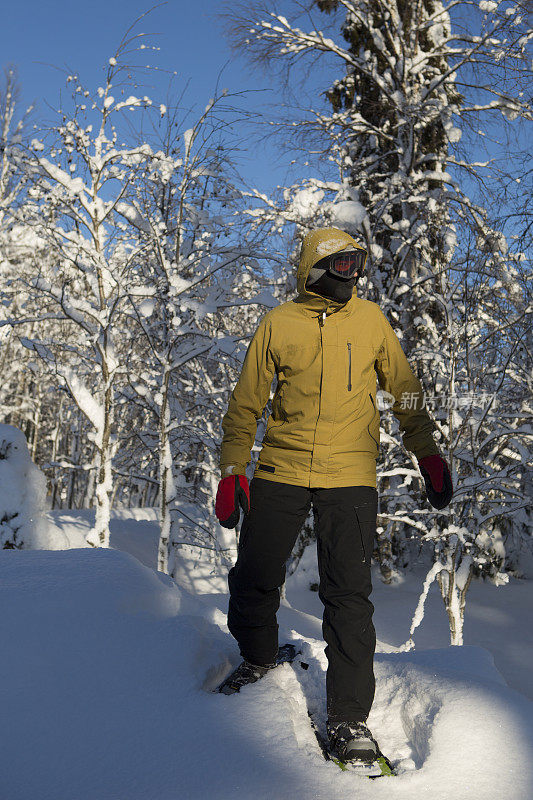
<box><xmin>347</xmin><ymin>342</ymin><xmax>352</xmax><ymax>391</ymax></box>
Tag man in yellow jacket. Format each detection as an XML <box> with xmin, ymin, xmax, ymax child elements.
<box><xmin>215</xmin><ymin>227</ymin><xmax>453</xmax><ymax>768</ymax></box>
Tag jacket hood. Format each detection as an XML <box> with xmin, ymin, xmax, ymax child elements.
<box><xmin>296</xmin><ymin>227</ymin><xmax>365</xmax><ymax>308</ymax></box>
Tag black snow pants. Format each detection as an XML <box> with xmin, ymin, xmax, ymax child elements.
<box><xmin>227</xmin><ymin>477</ymin><xmax>377</xmax><ymax>724</ymax></box>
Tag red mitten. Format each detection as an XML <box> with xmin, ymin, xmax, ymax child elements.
<box><xmin>215</xmin><ymin>475</ymin><xmax>250</xmax><ymax>529</ymax></box>
<box><xmin>418</xmin><ymin>455</ymin><xmax>453</xmax><ymax>510</ymax></box>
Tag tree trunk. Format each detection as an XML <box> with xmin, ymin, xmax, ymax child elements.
<box><xmin>157</xmin><ymin>367</ymin><xmax>177</xmax><ymax>573</ymax></box>
<box><xmin>86</xmin><ymin>382</ymin><xmax>114</xmax><ymax>548</ymax></box>
<box><xmin>437</xmin><ymin>544</ymin><xmax>473</xmax><ymax>646</ymax></box>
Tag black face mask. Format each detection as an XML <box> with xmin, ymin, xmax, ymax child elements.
<box><xmin>304</xmin><ymin>247</ymin><xmax>366</xmax><ymax>303</ymax></box>
<box><xmin>305</xmin><ymin>271</ymin><xmax>356</xmax><ymax>303</ymax></box>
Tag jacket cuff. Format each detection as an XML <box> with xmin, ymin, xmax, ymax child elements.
<box><xmin>412</xmin><ymin>440</ymin><xmax>440</xmax><ymax>460</ymax></box>
<box><xmin>220</xmin><ymin>463</ymin><xmax>247</xmax><ymax>478</ymax></box>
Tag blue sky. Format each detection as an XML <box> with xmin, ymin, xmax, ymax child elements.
<box><xmin>1</xmin><ymin>0</ymin><xmax>526</xmax><ymax>220</ymax></box>
<box><xmin>0</xmin><ymin>0</ymin><xmax>319</xmax><ymax>194</ymax></box>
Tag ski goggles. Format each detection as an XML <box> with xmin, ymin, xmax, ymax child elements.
<box><xmin>316</xmin><ymin>247</ymin><xmax>368</xmax><ymax>279</ymax></box>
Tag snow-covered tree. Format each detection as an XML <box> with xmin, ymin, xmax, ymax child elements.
<box><xmin>0</xmin><ymin>66</ymin><xmax>31</xmax><ymax>233</ymax></box>
<box><xmin>6</xmin><ymin>35</ymin><xmax>160</xmax><ymax>546</ymax></box>
<box><xmin>0</xmin><ymin>68</ymin><xmax>37</xmax><ymax>444</ymax></box>
<box><xmin>0</xmin><ymin>424</ymin><xmax>49</xmax><ymax>550</ymax></box>
<box><xmin>120</xmin><ymin>90</ymin><xmax>281</xmax><ymax>573</ymax></box>
<box><xmin>1</xmin><ymin>20</ymin><xmax>284</xmax><ymax>566</ymax></box>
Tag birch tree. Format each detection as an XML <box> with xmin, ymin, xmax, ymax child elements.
<box><xmin>120</xmin><ymin>90</ymin><xmax>279</xmax><ymax>573</ymax></box>
<box><xmin>7</xmin><ymin>35</ymin><xmax>158</xmax><ymax>546</ymax></box>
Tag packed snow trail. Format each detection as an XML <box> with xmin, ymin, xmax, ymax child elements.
<box><xmin>1</xmin><ymin>547</ymin><xmax>532</xmax><ymax>800</ymax></box>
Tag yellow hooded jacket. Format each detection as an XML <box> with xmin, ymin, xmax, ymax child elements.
<box><xmin>220</xmin><ymin>228</ymin><xmax>439</xmax><ymax>489</ymax></box>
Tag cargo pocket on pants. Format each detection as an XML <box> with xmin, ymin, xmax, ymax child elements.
<box><xmin>237</xmin><ymin>515</ymin><xmax>252</xmax><ymax>554</ymax></box>
<box><xmin>354</xmin><ymin>505</ymin><xmax>375</xmax><ymax>565</ymax></box>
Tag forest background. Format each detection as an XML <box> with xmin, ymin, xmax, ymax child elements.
<box><xmin>0</xmin><ymin>0</ymin><xmax>531</xmax><ymax>645</ymax></box>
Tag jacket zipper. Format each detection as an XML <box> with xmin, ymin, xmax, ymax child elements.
<box><xmin>311</xmin><ymin>310</ymin><xmax>326</xmax><ymax>456</ymax></box>
<box><xmin>367</xmin><ymin>392</ymin><xmax>379</xmax><ymax>452</ymax></box>
<box><xmin>347</xmin><ymin>342</ymin><xmax>352</xmax><ymax>391</ymax></box>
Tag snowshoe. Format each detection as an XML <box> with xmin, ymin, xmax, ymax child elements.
<box><xmin>327</xmin><ymin>720</ymin><xmax>390</xmax><ymax>776</ymax></box>
<box><xmin>216</xmin><ymin>643</ymin><xmax>299</xmax><ymax>695</ymax></box>
<box><xmin>308</xmin><ymin>712</ymin><xmax>394</xmax><ymax>778</ymax></box>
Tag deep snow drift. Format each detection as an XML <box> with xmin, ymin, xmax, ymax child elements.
<box><xmin>48</xmin><ymin>506</ymin><xmax>533</xmax><ymax>701</ymax></box>
<box><xmin>1</xmin><ymin>538</ymin><xmax>533</xmax><ymax>800</ymax></box>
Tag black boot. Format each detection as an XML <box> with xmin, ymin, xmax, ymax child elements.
<box><xmin>217</xmin><ymin>658</ymin><xmax>276</xmax><ymax>695</ymax></box>
<box><xmin>326</xmin><ymin>720</ymin><xmax>379</xmax><ymax>763</ymax></box>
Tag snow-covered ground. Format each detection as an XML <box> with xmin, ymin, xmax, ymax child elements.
<box><xmin>1</xmin><ymin>509</ymin><xmax>532</xmax><ymax>799</ymax></box>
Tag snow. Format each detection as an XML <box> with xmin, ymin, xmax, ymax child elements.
<box><xmin>3</xmin><ymin>511</ymin><xmax>532</xmax><ymax>799</ymax></box>
<box><xmin>138</xmin><ymin>298</ymin><xmax>156</xmax><ymax>318</ymax></box>
<box><xmin>287</xmin><ymin>185</ymin><xmax>325</xmax><ymax>219</ymax></box>
<box><xmin>329</xmin><ymin>199</ymin><xmax>367</xmax><ymax>230</ymax></box>
<box><xmin>38</xmin><ymin>158</ymin><xmax>86</xmax><ymax>196</ymax></box>
<box><xmin>399</xmin><ymin>560</ymin><xmax>446</xmax><ymax>651</ymax></box>
<box><xmin>115</xmin><ymin>200</ymin><xmax>152</xmax><ymax>232</ymax></box>
<box><xmin>58</xmin><ymin>366</ymin><xmax>105</xmax><ymax>440</ymax></box>
<box><xmin>445</xmin><ymin>124</ymin><xmax>462</xmax><ymax>142</ymax></box>
<box><xmin>316</xmin><ymin>236</ymin><xmax>348</xmax><ymax>256</ymax></box>
<box><xmin>183</xmin><ymin>128</ymin><xmax>194</xmax><ymax>154</ymax></box>
<box><xmin>214</xmin><ymin>334</ymin><xmax>239</xmax><ymax>356</ymax></box>
<box><xmin>115</xmin><ymin>95</ymin><xmax>142</xmax><ymax>111</ymax></box>
<box><xmin>0</xmin><ymin>424</ymin><xmax>49</xmax><ymax>549</ymax></box>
